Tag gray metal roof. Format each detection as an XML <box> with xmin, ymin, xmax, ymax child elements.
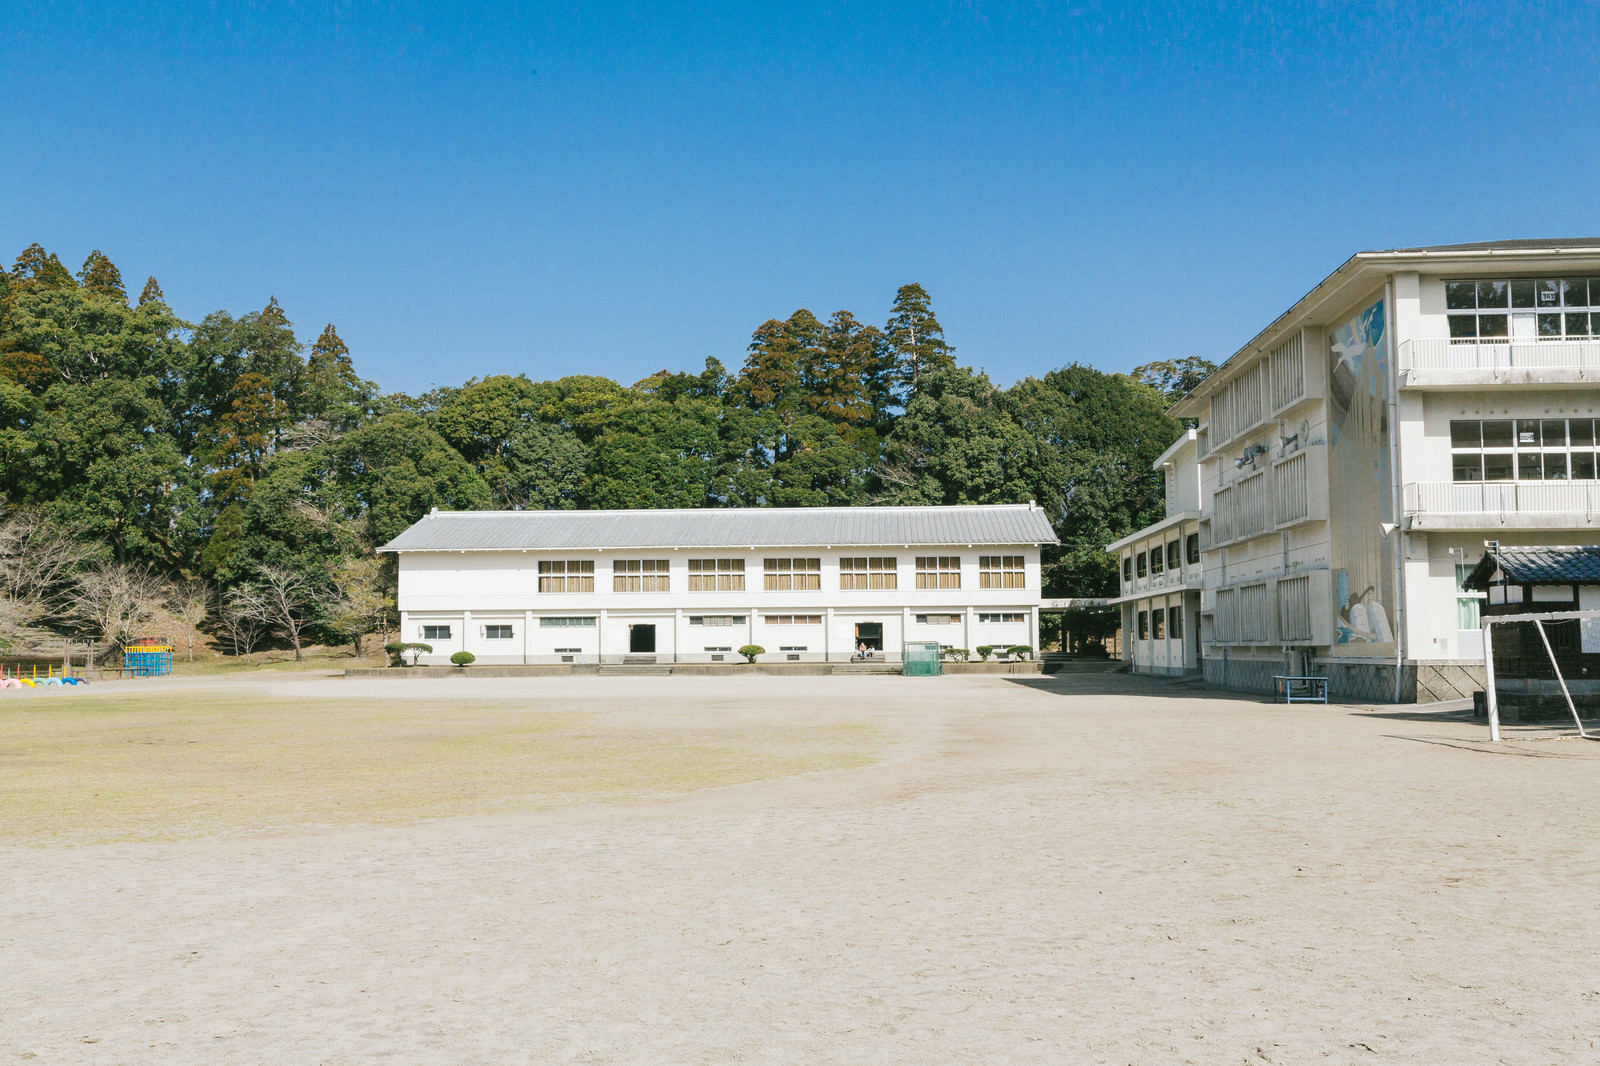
<box><xmin>1377</xmin><ymin>237</ymin><xmax>1600</xmax><ymax>254</ymax></box>
<box><xmin>1465</xmin><ymin>546</ymin><xmax>1600</xmax><ymax>589</ymax></box>
<box><xmin>380</xmin><ymin>504</ymin><xmax>1059</xmax><ymax>552</ymax></box>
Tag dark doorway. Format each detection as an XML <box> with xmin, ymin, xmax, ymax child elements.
<box><xmin>629</xmin><ymin>624</ymin><xmax>656</xmax><ymax>653</ymax></box>
<box><xmin>855</xmin><ymin>622</ymin><xmax>883</xmax><ymax>652</ymax></box>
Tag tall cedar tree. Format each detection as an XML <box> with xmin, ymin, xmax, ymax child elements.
<box><xmin>885</xmin><ymin>283</ymin><xmax>955</xmax><ymax>405</ymax></box>
<box><xmin>77</xmin><ymin>251</ymin><xmax>127</xmax><ymax>302</ymax></box>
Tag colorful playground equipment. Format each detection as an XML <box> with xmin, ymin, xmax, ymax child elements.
<box><xmin>123</xmin><ymin>639</ymin><xmax>174</xmax><ymax>677</ymax></box>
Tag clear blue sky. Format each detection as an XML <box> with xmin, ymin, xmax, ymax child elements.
<box><xmin>7</xmin><ymin>2</ymin><xmax>1600</xmax><ymax>396</ymax></box>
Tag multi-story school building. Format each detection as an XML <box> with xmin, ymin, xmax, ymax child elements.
<box><xmin>1116</xmin><ymin>238</ymin><xmax>1600</xmax><ymax>701</ymax></box>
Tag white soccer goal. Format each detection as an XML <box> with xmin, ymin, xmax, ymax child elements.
<box><xmin>1482</xmin><ymin>609</ymin><xmax>1600</xmax><ymax>742</ymax></box>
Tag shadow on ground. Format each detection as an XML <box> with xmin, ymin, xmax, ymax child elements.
<box><xmin>1003</xmin><ymin>671</ymin><xmax>1276</xmax><ymax>703</ymax></box>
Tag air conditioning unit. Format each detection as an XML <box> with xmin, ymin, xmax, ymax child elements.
<box><xmin>560</xmin><ymin>655</ymin><xmax>574</xmax><ymax>663</ymax></box>
<box><xmin>787</xmin><ymin>653</ymin><xmax>800</xmax><ymax>661</ymax></box>
<box><xmin>711</xmin><ymin>654</ymin><xmax>725</xmax><ymax>662</ymax></box>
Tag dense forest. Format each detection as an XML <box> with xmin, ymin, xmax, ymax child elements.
<box><xmin>0</xmin><ymin>243</ymin><xmax>1209</xmax><ymax>661</ymax></box>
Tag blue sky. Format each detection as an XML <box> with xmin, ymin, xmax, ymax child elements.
<box><xmin>6</xmin><ymin>2</ymin><xmax>1600</xmax><ymax>396</ymax></box>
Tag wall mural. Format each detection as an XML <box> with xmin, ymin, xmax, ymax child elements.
<box><xmin>1327</xmin><ymin>298</ymin><xmax>1396</xmax><ymax>648</ymax></box>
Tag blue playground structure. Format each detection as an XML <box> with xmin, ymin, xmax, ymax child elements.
<box><xmin>123</xmin><ymin>640</ymin><xmax>174</xmax><ymax>677</ymax></box>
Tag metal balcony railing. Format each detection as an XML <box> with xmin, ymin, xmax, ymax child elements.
<box><xmin>1399</xmin><ymin>337</ymin><xmax>1600</xmax><ymax>374</ymax></box>
<box><xmin>1404</xmin><ymin>480</ymin><xmax>1600</xmax><ymax>516</ymax></box>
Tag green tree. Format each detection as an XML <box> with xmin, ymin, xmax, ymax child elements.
<box><xmin>885</xmin><ymin>283</ymin><xmax>955</xmax><ymax>405</ymax></box>
<box><xmin>299</xmin><ymin>324</ymin><xmax>375</xmax><ymax>430</ymax></box>
<box><xmin>581</xmin><ymin>399</ymin><xmax>719</xmax><ymax>509</ymax></box>
<box><xmin>77</xmin><ymin>250</ymin><xmax>127</xmax><ymax>302</ymax></box>
<box><xmin>1131</xmin><ymin>357</ymin><xmax>1217</xmax><ymax>405</ymax></box>
<box><xmin>14</xmin><ymin>378</ymin><xmax>198</xmax><ymax>566</ymax></box>
<box><xmin>878</xmin><ymin>365</ymin><xmax>1035</xmax><ymax>506</ymax></box>
<box><xmin>332</xmin><ymin>413</ymin><xmax>492</xmax><ymax>545</ymax></box>
<box><xmin>430</xmin><ymin>374</ymin><xmax>545</xmax><ymax>503</ymax></box>
<box><xmin>1006</xmin><ymin>365</ymin><xmax>1180</xmax><ymax>597</ymax></box>
<box><xmin>505</xmin><ymin>422</ymin><xmax>588</xmax><ymax>510</ymax></box>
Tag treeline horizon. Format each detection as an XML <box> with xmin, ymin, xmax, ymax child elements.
<box><xmin>0</xmin><ymin>241</ymin><xmax>1212</xmax><ymax>657</ymax></box>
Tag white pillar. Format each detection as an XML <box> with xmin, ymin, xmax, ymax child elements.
<box><xmin>598</xmin><ymin>608</ymin><xmax>608</xmax><ymax>664</ymax></box>
<box><xmin>1031</xmin><ymin>604</ymin><xmax>1041</xmax><ymax>657</ymax></box>
<box><xmin>524</xmin><ymin>609</ymin><xmax>534</xmax><ymax>665</ymax></box>
<box><xmin>825</xmin><ymin>607</ymin><xmax>834</xmax><ymax>661</ymax></box>
<box><xmin>461</xmin><ymin>610</ymin><xmax>472</xmax><ymax>661</ymax></box>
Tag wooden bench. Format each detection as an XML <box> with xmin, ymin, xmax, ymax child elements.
<box><xmin>1273</xmin><ymin>675</ymin><xmax>1329</xmax><ymax>704</ymax></box>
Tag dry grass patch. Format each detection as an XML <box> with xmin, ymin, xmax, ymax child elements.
<box><xmin>0</xmin><ymin>688</ymin><xmax>878</xmax><ymax>846</ymax></box>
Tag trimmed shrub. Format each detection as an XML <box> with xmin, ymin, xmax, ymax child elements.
<box><xmin>1006</xmin><ymin>645</ymin><xmax>1032</xmax><ymax>660</ymax></box>
<box><xmin>942</xmin><ymin>647</ymin><xmax>969</xmax><ymax>662</ymax></box>
<box><xmin>738</xmin><ymin>644</ymin><xmax>764</xmax><ymax>663</ymax></box>
<box><xmin>975</xmin><ymin>645</ymin><xmax>994</xmax><ymax>661</ymax></box>
<box><xmin>450</xmin><ymin>650</ymin><xmax>476</xmax><ymax>667</ymax></box>
<box><xmin>384</xmin><ymin>641</ymin><xmax>407</xmax><ymax>666</ymax></box>
<box><xmin>401</xmin><ymin>642</ymin><xmax>432</xmax><ymax>666</ymax></box>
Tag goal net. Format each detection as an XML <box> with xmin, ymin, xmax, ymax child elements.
<box><xmin>1482</xmin><ymin>609</ymin><xmax>1600</xmax><ymax>742</ymax></box>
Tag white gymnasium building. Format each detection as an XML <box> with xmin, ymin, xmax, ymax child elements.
<box><xmin>379</xmin><ymin>504</ymin><xmax>1057</xmax><ymax>665</ymax></box>
<box><xmin>1117</xmin><ymin>238</ymin><xmax>1600</xmax><ymax>702</ymax></box>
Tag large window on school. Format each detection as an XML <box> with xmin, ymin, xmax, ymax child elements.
<box><xmin>1450</xmin><ymin>418</ymin><xmax>1600</xmax><ymax>481</ymax></box>
<box><xmin>763</xmin><ymin>558</ymin><xmax>821</xmax><ymax>591</ymax></box>
<box><xmin>688</xmin><ymin>558</ymin><xmax>745</xmax><ymax>591</ymax></box>
<box><xmin>613</xmin><ymin>559</ymin><xmax>669</xmax><ymax>592</ymax></box>
<box><xmin>840</xmin><ymin>557</ymin><xmax>898</xmax><ymax>590</ymax></box>
<box><xmin>538</xmin><ymin>560</ymin><xmax>594</xmax><ymax>593</ymax></box>
<box><xmin>1446</xmin><ymin>278</ymin><xmax>1600</xmax><ymax>341</ymax></box>
<box><xmin>978</xmin><ymin>555</ymin><xmax>1024</xmax><ymax>589</ymax></box>
<box><xmin>916</xmin><ymin>556</ymin><xmax>961</xmax><ymax>589</ymax></box>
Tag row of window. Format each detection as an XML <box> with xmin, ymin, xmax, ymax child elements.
<box><xmin>1446</xmin><ymin>277</ymin><xmax>1600</xmax><ymax>342</ymax></box>
<box><xmin>1450</xmin><ymin>418</ymin><xmax>1600</xmax><ymax>481</ymax></box>
<box><xmin>1123</xmin><ymin>534</ymin><xmax>1202</xmax><ymax>582</ymax></box>
<box><xmin>536</xmin><ymin>555</ymin><xmax>1025</xmax><ymax>593</ymax></box>
<box><xmin>418</xmin><ymin>611</ymin><xmax>1029</xmax><ymax>640</ymax></box>
<box><xmin>1135</xmin><ymin>606</ymin><xmax>1186</xmax><ymax>641</ymax></box>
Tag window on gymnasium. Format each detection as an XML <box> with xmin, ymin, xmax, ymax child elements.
<box><xmin>915</xmin><ymin>556</ymin><xmax>961</xmax><ymax>589</ymax></box>
<box><xmin>763</xmin><ymin>558</ymin><xmax>821</xmax><ymax>591</ymax></box>
<box><xmin>840</xmin><ymin>556</ymin><xmax>898</xmax><ymax>590</ymax></box>
<box><xmin>538</xmin><ymin>559</ymin><xmax>594</xmax><ymax>593</ymax></box>
<box><xmin>978</xmin><ymin>555</ymin><xmax>1024</xmax><ymax>589</ymax></box>
<box><xmin>613</xmin><ymin>559</ymin><xmax>669</xmax><ymax>592</ymax></box>
<box><xmin>421</xmin><ymin>625</ymin><xmax>452</xmax><ymax>640</ymax></box>
<box><xmin>688</xmin><ymin>558</ymin><xmax>745</xmax><ymax>591</ymax></box>
<box><xmin>484</xmin><ymin>625</ymin><xmax>513</xmax><ymax>640</ymax></box>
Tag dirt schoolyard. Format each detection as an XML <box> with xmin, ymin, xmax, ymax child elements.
<box><xmin>4</xmin><ymin>671</ymin><xmax>1599</xmax><ymax>1064</ymax></box>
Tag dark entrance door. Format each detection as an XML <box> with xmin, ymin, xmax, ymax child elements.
<box><xmin>854</xmin><ymin>622</ymin><xmax>883</xmax><ymax>652</ymax></box>
<box><xmin>629</xmin><ymin>624</ymin><xmax>656</xmax><ymax>653</ymax></box>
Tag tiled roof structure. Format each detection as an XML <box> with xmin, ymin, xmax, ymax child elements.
<box><xmin>1464</xmin><ymin>546</ymin><xmax>1600</xmax><ymax>589</ymax></box>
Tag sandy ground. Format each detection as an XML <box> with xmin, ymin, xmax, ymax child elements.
<box><xmin>4</xmin><ymin>671</ymin><xmax>1600</xmax><ymax>1065</ymax></box>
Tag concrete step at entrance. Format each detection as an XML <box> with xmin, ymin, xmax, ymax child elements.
<box><xmin>597</xmin><ymin>665</ymin><xmax>673</xmax><ymax>676</ymax></box>
<box><xmin>829</xmin><ymin>661</ymin><xmax>902</xmax><ymax>675</ymax></box>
